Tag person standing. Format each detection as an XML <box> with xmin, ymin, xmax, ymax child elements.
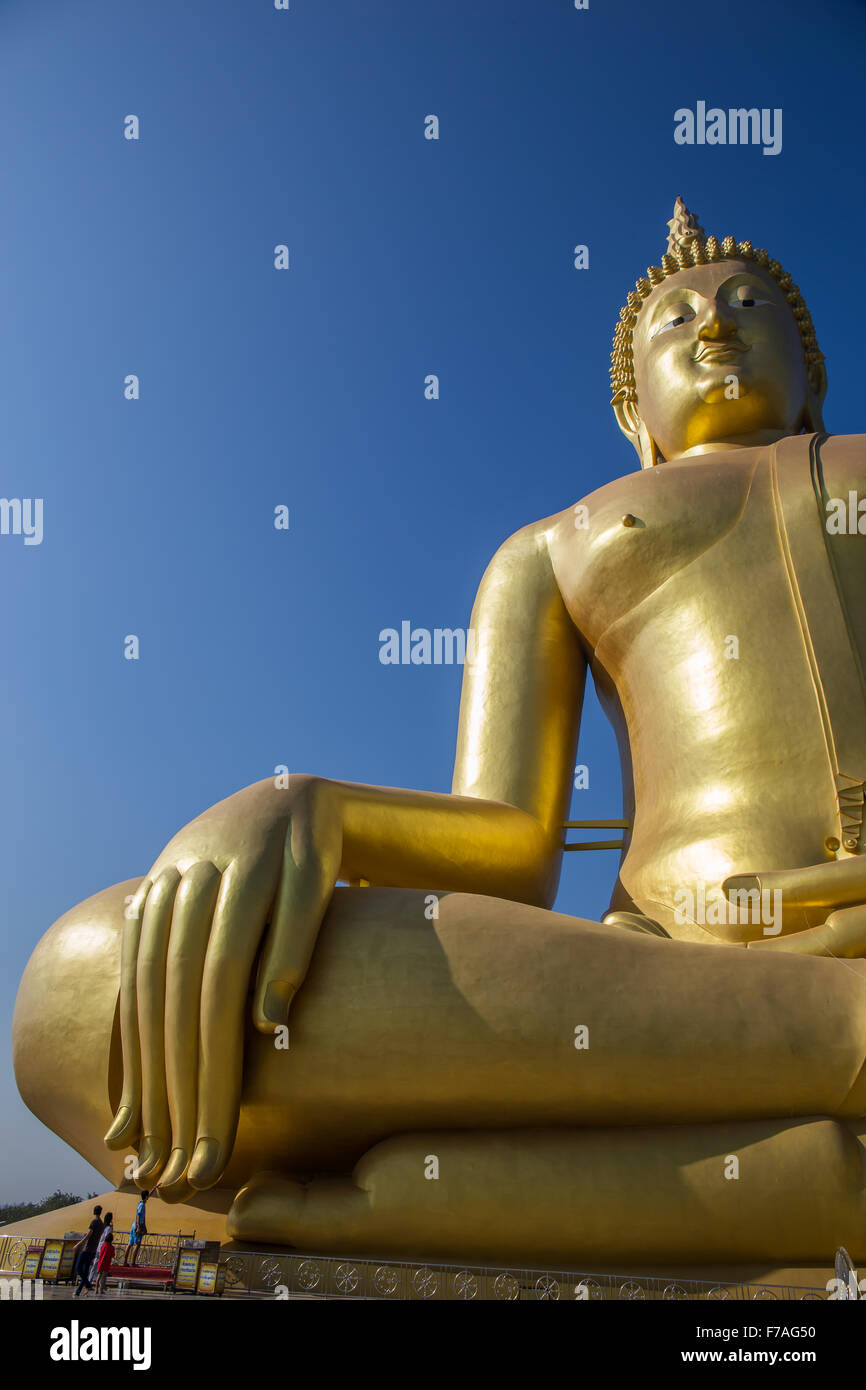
<box><xmin>89</xmin><ymin>1209</ymin><xmax>113</xmax><ymax>1284</ymax></box>
<box><xmin>93</xmin><ymin>1232</ymin><xmax>114</xmax><ymax>1296</ymax></box>
<box><xmin>123</xmin><ymin>1190</ymin><xmax>150</xmax><ymax>1267</ymax></box>
<box><xmin>73</xmin><ymin>1204</ymin><xmax>103</xmax><ymax>1297</ymax></box>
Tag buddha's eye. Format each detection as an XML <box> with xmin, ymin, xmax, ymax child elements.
<box><xmin>650</xmin><ymin>304</ymin><xmax>695</xmax><ymax>339</ymax></box>
<box><xmin>727</xmin><ymin>284</ymin><xmax>771</xmax><ymax>309</ymax></box>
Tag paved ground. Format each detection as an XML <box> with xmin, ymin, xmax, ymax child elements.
<box><xmin>34</xmin><ymin>1283</ymin><xmax>319</xmax><ymax>1301</ymax></box>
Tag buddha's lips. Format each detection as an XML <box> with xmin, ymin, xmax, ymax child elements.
<box><xmin>694</xmin><ymin>342</ymin><xmax>749</xmax><ymax>362</ymax></box>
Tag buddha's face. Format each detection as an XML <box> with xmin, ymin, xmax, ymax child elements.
<box><xmin>629</xmin><ymin>260</ymin><xmax>817</xmax><ymax>461</ymax></box>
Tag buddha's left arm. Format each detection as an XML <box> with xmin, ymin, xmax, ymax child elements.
<box><xmin>729</xmin><ymin>858</ymin><xmax>866</xmax><ymax>958</ymax></box>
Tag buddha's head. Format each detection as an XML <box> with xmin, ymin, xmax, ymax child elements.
<box><xmin>611</xmin><ymin>198</ymin><xmax>827</xmax><ymax>467</ymax></box>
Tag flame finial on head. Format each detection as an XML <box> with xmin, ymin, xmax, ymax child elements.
<box><xmin>665</xmin><ymin>196</ymin><xmax>706</xmax><ymax>257</ymax></box>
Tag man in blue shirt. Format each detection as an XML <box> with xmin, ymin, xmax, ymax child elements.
<box><xmin>123</xmin><ymin>1190</ymin><xmax>150</xmax><ymax>1267</ymax></box>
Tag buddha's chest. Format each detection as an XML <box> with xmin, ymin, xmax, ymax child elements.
<box><xmin>551</xmin><ymin>436</ymin><xmax>866</xmax><ymax>653</ymax></box>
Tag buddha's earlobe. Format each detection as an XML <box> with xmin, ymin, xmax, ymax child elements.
<box><xmin>612</xmin><ymin>390</ymin><xmax>662</xmax><ymax>469</ymax></box>
<box><xmin>636</xmin><ymin>420</ymin><xmax>662</xmax><ymax>469</ymax></box>
<box><xmin>802</xmin><ymin>361</ymin><xmax>828</xmax><ymax>434</ymax></box>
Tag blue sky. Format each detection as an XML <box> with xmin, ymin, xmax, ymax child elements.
<box><xmin>1</xmin><ymin>0</ymin><xmax>864</xmax><ymax>1200</ymax></box>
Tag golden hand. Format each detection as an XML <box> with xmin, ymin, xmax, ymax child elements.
<box><xmin>723</xmin><ymin>857</ymin><xmax>866</xmax><ymax>957</ymax></box>
<box><xmin>103</xmin><ymin>775</ymin><xmax>341</xmax><ymax>1198</ymax></box>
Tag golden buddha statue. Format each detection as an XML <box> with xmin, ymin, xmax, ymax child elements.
<box><xmin>14</xmin><ymin>199</ymin><xmax>866</xmax><ymax>1269</ymax></box>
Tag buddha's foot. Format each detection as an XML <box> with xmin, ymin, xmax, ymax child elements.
<box><xmin>228</xmin><ymin>1118</ymin><xmax>866</xmax><ymax>1265</ymax></box>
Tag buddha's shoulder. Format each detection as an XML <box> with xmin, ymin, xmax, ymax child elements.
<box><xmin>486</xmin><ymin>477</ymin><xmax>664</xmax><ymax>579</ymax></box>
<box><xmin>478</xmin><ymin>515</ymin><xmax>563</xmax><ymax>585</ymax></box>
<box><xmin>816</xmin><ymin>432</ymin><xmax>866</xmax><ymax>468</ymax></box>
<box><xmin>822</xmin><ymin>431</ymin><xmax>866</xmax><ymax>445</ymax></box>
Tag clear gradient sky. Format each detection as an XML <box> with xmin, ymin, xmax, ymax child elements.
<box><xmin>1</xmin><ymin>0</ymin><xmax>864</xmax><ymax>1201</ymax></box>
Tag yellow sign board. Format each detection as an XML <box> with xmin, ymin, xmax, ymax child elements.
<box><xmin>38</xmin><ymin>1240</ymin><xmax>64</xmax><ymax>1281</ymax></box>
<box><xmin>58</xmin><ymin>1242</ymin><xmax>77</xmax><ymax>1282</ymax></box>
<box><xmin>175</xmin><ymin>1248</ymin><xmax>202</xmax><ymax>1292</ymax></box>
<box><xmin>197</xmin><ymin>1260</ymin><xmax>218</xmax><ymax>1295</ymax></box>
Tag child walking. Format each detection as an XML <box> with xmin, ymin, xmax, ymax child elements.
<box><xmin>94</xmin><ymin>1232</ymin><xmax>114</xmax><ymax>1296</ymax></box>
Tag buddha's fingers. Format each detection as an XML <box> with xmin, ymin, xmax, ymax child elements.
<box><xmin>725</xmin><ymin>856</ymin><xmax>866</xmax><ymax>914</ymax></box>
<box><xmin>133</xmin><ymin>867</ymin><xmax>181</xmax><ymax>1184</ymax></box>
<box><xmin>747</xmin><ymin>904</ymin><xmax>866</xmax><ymax>959</ymax></box>
<box><xmin>158</xmin><ymin>861</ymin><xmax>221</xmax><ymax>1203</ymax></box>
<box><xmin>252</xmin><ymin>782</ymin><xmax>342</xmax><ymax>1034</ymax></box>
<box><xmin>823</xmin><ymin>906</ymin><xmax>866</xmax><ymax>959</ymax></box>
<box><xmin>104</xmin><ymin>877</ymin><xmax>152</xmax><ymax>1152</ymax></box>
<box><xmin>187</xmin><ymin>858</ymin><xmax>274</xmax><ymax>1191</ymax></box>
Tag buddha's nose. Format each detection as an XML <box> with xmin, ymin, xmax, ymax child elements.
<box><xmin>697</xmin><ymin>298</ymin><xmax>738</xmax><ymax>341</ymax></box>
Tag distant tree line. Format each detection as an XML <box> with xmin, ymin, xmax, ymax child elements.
<box><xmin>0</xmin><ymin>1190</ymin><xmax>98</xmax><ymax>1226</ymax></box>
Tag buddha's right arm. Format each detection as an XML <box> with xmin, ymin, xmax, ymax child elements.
<box><xmin>173</xmin><ymin>518</ymin><xmax>584</xmax><ymax>1023</ymax></box>
<box><xmin>244</xmin><ymin>519</ymin><xmax>585</xmax><ymax>1033</ymax></box>
<box><xmin>335</xmin><ymin>519</ymin><xmax>587</xmax><ymax>906</ymax></box>
<box><xmin>106</xmin><ymin>518</ymin><xmax>586</xmax><ymax>1194</ymax></box>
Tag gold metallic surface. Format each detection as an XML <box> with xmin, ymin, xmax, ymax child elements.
<box><xmin>13</xmin><ymin>200</ymin><xmax>866</xmax><ymax>1265</ymax></box>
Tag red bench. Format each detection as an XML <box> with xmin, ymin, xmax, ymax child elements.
<box><xmin>105</xmin><ymin>1262</ymin><xmax>175</xmax><ymax>1292</ymax></box>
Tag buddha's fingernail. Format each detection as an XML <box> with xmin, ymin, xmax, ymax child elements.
<box><xmin>159</xmin><ymin>1148</ymin><xmax>189</xmax><ymax>1190</ymax></box>
<box><xmin>104</xmin><ymin>1106</ymin><xmax>132</xmax><ymax>1147</ymax></box>
<box><xmin>261</xmin><ymin>980</ymin><xmax>296</xmax><ymax>1027</ymax></box>
<box><xmin>134</xmin><ymin>1135</ymin><xmax>164</xmax><ymax>1179</ymax></box>
<box><xmin>188</xmin><ymin>1137</ymin><xmax>221</xmax><ymax>1188</ymax></box>
<box><xmin>724</xmin><ymin>875</ymin><xmax>760</xmax><ymax>895</ymax></box>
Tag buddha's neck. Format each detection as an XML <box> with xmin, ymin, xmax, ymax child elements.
<box><xmin>674</xmin><ymin>427</ymin><xmax>805</xmax><ymax>461</ymax></box>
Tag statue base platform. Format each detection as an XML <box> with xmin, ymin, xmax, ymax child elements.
<box><xmin>0</xmin><ymin>1187</ymin><xmax>835</xmax><ymax>1298</ymax></box>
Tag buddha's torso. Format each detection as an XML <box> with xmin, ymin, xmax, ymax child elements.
<box><xmin>549</xmin><ymin>432</ymin><xmax>866</xmax><ymax>942</ymax></box>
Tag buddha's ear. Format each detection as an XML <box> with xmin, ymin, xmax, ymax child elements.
<box><xmin>803</xmin><ymin>360</ymin><xmax>828</xmax><ymax>433</ymax></box>
<box><xmin>612</xmin><ymin>390</ymin><xmax>661</xmax><ymax>469</ymax></box>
